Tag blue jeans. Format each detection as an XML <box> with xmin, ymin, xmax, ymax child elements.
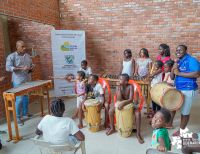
<box><xmin>13</xmin><ymin>82</ymin><xmax>29</xmax><ymax>119</ymax></box>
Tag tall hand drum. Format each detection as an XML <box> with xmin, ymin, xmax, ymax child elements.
<box><xmin>150</xmin><ymin>82</ymin><xmax>184</xmax><ymax>111</ymax></box>
<box><xmin>115</xmin><ymin>102</ymin><xmax>134</xmax><ymax>138</ymax></box>
<box><xmin>84</xmin><ymin>99</ymin><xmax>101</xmax><ymax>132</ymax></box>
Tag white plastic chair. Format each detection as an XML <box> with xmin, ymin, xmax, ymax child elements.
<box><xmin>31</xmin><ymin>135</ymin><xmax>86</xmax><ymax>154</ymax></box>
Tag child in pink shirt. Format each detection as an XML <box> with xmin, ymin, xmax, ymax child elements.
<box><xmin>72</xmin><ymin>71</ymin><xmax>86</xmax><ymax>119</ymax></box>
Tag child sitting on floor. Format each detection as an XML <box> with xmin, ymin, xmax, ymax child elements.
<box><xmin>151</xmin><ymin>108</ymin><xmax>171</xmax><ymax>152</ymax></box>
<box><xmin>72</xmin><ymin>71</ymin><xmax>86</xmax><ymax>119</ymax></box>
<box><xmin>106</xmin><ymin>73</ymin><xmax>144</xmax><ymax>144</ymax></box>
<box><xmin>78</xmin><ymin>74</ymin><xmax>105</xmax><ymax>129</ymax></box>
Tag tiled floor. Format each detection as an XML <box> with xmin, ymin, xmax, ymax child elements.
<box><xmin>0</xmin><ymin>93</ymin><xmax>199</xmax><ymax>154</ymax></box>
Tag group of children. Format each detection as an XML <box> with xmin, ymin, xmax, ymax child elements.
<box><xmin>71</xmin><ymin>43</ymin><xmax>176</xmax><ymax>151</ymax></box>
<box><xmin>73</xmin><ymin>70</ymin><xmax>145</xmax><ymax>144</ymax></box>
<box><xmin>36</xmin><ymin>42</ymin><xmax>198</xmax><ymax>153</ymax></box>
<box><xmin>71</xmin><ymin>60</ymin><xmax>105</xmax><ymax>130</ymax></box>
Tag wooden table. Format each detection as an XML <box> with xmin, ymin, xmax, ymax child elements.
<box><xmin>3</xmin><ymin>80</ymin><xmax>52</xmax><ymax>143</ymax></box>
<box><xmin>137</xmin><ymin>81</ymin><xmax>151</xmax><ymax>113</ymax></box>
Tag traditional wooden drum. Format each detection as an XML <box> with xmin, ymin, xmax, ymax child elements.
<box><xmin>150</xmin><ymin>82</ymin><xmax>184</xmax><ymax>111</ymax></box>
<box><xmin>84</xmin><ymin>99</ymin><xmax>101</xmax><ymax>132</ymax></box>
<box><xmin>115</xmin><ymin>102</ymin><xmax>134</xmax><ymax>138</ymax></box>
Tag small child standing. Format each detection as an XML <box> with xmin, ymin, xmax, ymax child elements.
<box><xmin>120</xmin><ymin>49</ymin><xmax>135</xmax><ymax>77</ymax></box>
<box><xmin>135</xmin><ymin>48</ymin><xmax>152</xmax><ymax>78</ymax></box>
<box><xmin>163</xmin><ymin>60</ymin><xmax>176</xmax><ymax>129</ymax></box>
<box><xmin>150</xmin><ymin>60</ymin><xmax>163</xmax><ymax>116</ymax></box>
<box><xmin>148</xmin><ymin>60</ymin><xmax>163</xmax><ymax>118</ymax></box>
<box><xmin>163</xmin><ymin>60</ymin><xmax>174</xmax><ymax>86</ymax></box>
<box><xmin>79</xmin><ymin>60</ymin><xmax>92</xmax><ymax>78</ymax></box>
<box><xmin>72</xmin><ymin>71</ymin><xmax>86</xmax><ymax>119</ymax></box>
<box><xmin>151</xmin><ymin>108</ymin><xmax>171</xmax><ymax>152</ymax></box>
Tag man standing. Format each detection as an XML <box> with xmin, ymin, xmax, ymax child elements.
<box><xmin>171</xmin><ymin>45</ymin><xmax>200</xmax><ymax>136</ymax></box>
<box><xmin>6</xmin><ymin>40</ymin><xmax>34</xmax><ymax>125</ymax></box>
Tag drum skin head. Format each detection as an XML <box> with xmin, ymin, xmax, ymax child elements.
<box><xmin>162</xmin><ymin>89</ymin><xmax>184</xmax><ymax>111</ymax></box>
<box><xmin>115</xmin><ymin>102</ymin><xmax>133</xmax><ymax>110</ymax></box>
<box><xmin>84</xmin><ymin>99</ymin><xmax>100</xmax><ymax>106</ymax></box>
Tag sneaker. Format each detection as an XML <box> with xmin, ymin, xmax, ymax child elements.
<box><xmin>27</xmin><ymin>113</ymin><xmax>33</xmax><ymax>117</ymax></box>
<box><xmin>22</xmin><ymin>113</ymin><xmax>33</xmax><ymax>120</ymax></box>
<box><xmin>17</xmin><ymin>119</ymin><xmax>24</xmax><ymax>126</ymax></box>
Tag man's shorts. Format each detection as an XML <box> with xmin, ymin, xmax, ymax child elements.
<box><xmin>181</xmin><ymin>90</ymin><xmax>197</xmax><ymax>115</ymax></box>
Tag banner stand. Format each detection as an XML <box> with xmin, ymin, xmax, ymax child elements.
<box><xmin>51</xmin><ymin>30</ymin><xmax>86</xmax><ymax>97</ymax></box>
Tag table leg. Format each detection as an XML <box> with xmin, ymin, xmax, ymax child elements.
<box><xmin>3</xmin><ymin>94</ymin><xmax>22</xmax><ymax>143</ymax></box>
<box><xmin>3</xmin><ymin>95</ymin><xmax>12</xmax><ymax>141</ymax></box>
<box><xmin>45</xmin><ymin>86</ymin><xmax>51</xmax><ymax>114</ymax></box>
<box><xmin>40</xmin><ymin>95</ymin><xmax>44</xmax><ymax>116</ymax></box>
<box><xmin>147</xmin><ymin>85</ymin><xmax>151</xmax><ymax>113</ymax></box>
<box><xmin>11</xmin><ymin>97</ymin><xmax>22</xmax><ymax>143</ymax></box>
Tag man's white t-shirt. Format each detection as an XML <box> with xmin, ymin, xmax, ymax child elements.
<box><xmin>37</xmin><ymin>115</ymin><xmax>79</xmax><ymax>144</ymax></box>
<box><xmin>79</xmin><ymin>67</ymin><xmax>92</xmax><ymax>77</ymax></box>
